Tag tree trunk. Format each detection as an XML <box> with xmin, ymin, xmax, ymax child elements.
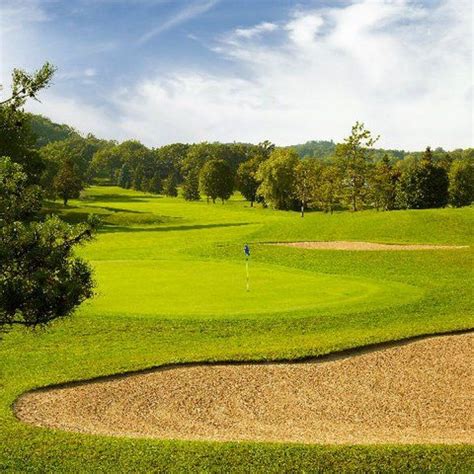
<box><xmin>250</xmin><ymin>200</ymin><xmax>254</xmax><ymax>208</ymax></box>
<box><xmin>301</xmin><ymin>202</ymin><xmax>305</xmax><ymax>218</ymax></box>
<box><xmin>63</xmin><ymin>196</ymin><xmax>68</xmax><ymax>206</ymax></box>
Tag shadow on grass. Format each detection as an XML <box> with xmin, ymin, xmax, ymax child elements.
<box><xmin>99</xmin><ymin>222</ymin><xmax>251</xmax><ymax>234</ymax></box>
<box><xmin>80</xmin><ymin>193</ymin><xmax>162</xmax><ymax>204</ymax></box>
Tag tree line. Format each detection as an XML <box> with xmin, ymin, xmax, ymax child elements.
<box><xmin>34</xmin><ymin>116</ymin><xmax>474</xmax><ymax>212</ymax></box>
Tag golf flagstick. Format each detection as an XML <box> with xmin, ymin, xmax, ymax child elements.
<box><xmin>246</xmin><ymin>257</ymin><xmax>249</xmax><ymax>292</ymax></box>
<box><xmin>244</xmin><ymin>244</ymin><xmax>250</xmax><ymax>291</ymax></box>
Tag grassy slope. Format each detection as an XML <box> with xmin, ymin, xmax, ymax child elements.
<box><xmin>1</xmin><ymin>186</ymin><xmax>473</xmax><ymax>473</ymax></box>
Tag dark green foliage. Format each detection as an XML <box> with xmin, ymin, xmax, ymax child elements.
<box><xmin>0</xmin><ymin>106</ymin><xmax>44</xmax><ymax>183</ymax></box>
<box><xmin>0</xmin><ymin>157</ymin><xmax>42</xmax><ymax>221</ymax></box>
<box><xmin>199</xmin><ymin>159</ymin><xmax>234</xmax><ymax>203</ymax></box>
<box><xmin>89</xmin><ymin>144</ymin><xmax>121</xmax><ymax>181</ymax></box>
<box><xmin>236</xmin><ymin>153</ymin><xmax>267</xmax><ymax>206</ymax></box>
<box><xmin>40</xmin><ymin>135</ymin><xmax>108</xmax><ymax>188</ymax></box>
<box><xmin>0</xmin><ymin>157</ymin><xmax>95</xmax><ymax>328</ymax></box>
<box><xmin>118</xmin><ymin>163</ymin><xmax>132</xmax><ymax>189</ymax></box>
<box><xmin>397</xmin><ymin>147</ymin><xmax>449</xmax><ymax>209</ymax></box>
<box><xmin>449</xmin><ymin>159</ymin><xmax>474</xmax><ymax>207</ymax></box>
<box><xmin>162</xmin><ymin>174</ymin><xmax>178</xmax><ymax>197</ymax></box>
<box><xmin>182</xmin><ymin>168</ymin><xmax>201</xmax><ymax>201</ymax></box>
<box><xmin>147</xmin><ymin>172</ymin><xmax>162</xmax><ymax>194</ymax></box>
<box><xmin>132</xmin><ymin>164</ymin><xmax>145</xmax><ymax>191</ymax></box>
<box><xmin>53</xmin><ymin>158</ymin><xmax>83</xmax><ymax>206</ymax></box>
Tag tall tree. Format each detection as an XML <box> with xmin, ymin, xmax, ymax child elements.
<box><xmin>256</xmin><ymin>148</ymin><xmax>299</xmax><ymax>210</ymax></box>
<box><xmin>53</xmin><ymin>158</ymin><xmax>83</xmax><ymax>206</ymax></box>
<box><xmin>335</xmin><ymin>122</ymin><xmax>379</xmax><ymax>211</ymax></box>
<box><xmin>199</xmin><ymin>159</ymin><xmax>234</xmax><ymax>204</ymax></box>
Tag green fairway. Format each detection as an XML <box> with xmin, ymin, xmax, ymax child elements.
<box><xmin>1</xmin><ymin>186</ymin><xmax>473</xmax><ymax>473</ymax></box>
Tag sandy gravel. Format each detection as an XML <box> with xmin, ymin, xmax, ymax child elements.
<box><xmin>269</xmin><ymin>241</ymin><xmax>469</xmax><ymax>251</ymax></box>
<box><xmin>15</xmin><ymin>333</ymin><xmax>473</xmax><ymax>445</ymax></box>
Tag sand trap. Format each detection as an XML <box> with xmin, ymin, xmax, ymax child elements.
<box><xmin>15</xmin><ymin>333</ymin><xmax>473</xmax><ymax>445</ymax></box>
<box><xmin>269</xmin><ymin>241</ymin><xmax>469</xmax><ymax>251</ymax></box>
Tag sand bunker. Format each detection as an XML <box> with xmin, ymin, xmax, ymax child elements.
<box><xmin>15</xmin><ymin>333</ymin><xmax>473</xmax><ymax>445</ymax></box>
<box><xmin>269</xmin><ymin>241</ymin><xmax>469</xmax><ymax>251</ymax></box>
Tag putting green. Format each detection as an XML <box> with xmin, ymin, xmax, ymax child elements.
<box><xmin>79</xmin><ymin>260</ymin><xmax>423</xmax><ymax>318</ymax></box>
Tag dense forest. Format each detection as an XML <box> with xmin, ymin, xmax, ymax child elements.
<box><xmin>27</xmin><ymin>113</ymin><xmax>474</xmax><ymax>213</ymax></box>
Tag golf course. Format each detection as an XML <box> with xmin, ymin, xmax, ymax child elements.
<box><xmin>1</xmin><ymin>186</ymin><xmax>472</xmax><ymax>472</ymax></box>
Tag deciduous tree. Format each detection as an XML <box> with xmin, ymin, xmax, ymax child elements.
<box><xmin>335</xmin><ymin>122</ymin><xmax>379</xmax><ymax>211</ymax></box>
<box><xmin>199</xmin><ymin>159</ymin><xmax>234</xmax><ymax>203</ymax></box>
<box><xmin>53</xmin><ymin>158</ymin><xmax>83</xmax><ymax>206</ymax></box>
<box><xmin>256</xmin><ymin>148</ymin><xmax>299</xmax><ymax>210</ymax></box>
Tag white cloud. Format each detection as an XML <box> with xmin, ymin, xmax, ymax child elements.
<box><xmin>0</xmin><ymin>0</ymin><xmax>50</xmax><ymax>34</ymax></box>
<box><xmin>234</xmin><ymin>22</ymin><xmax>278</xmax><ymax>39</ymax></box>
<box><xmin>285</xmin><ymin>13</ymin><xmax>324</xmax><ymax>47</ymax></box>
<box><xmin>109</xmin><ymin>0</ymin><xmax>472</xmax><ymax>150</ymax></box>
<box><xmin>27</xmin><ymin>92</ymin><xmax>117</xmax><ymax>139</ymax></box>
<box><xmin>7</xmin><ymin>0</ymin><xmax>472</xmax><ymax>150</ymax></box>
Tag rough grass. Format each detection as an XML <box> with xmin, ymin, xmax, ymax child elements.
<box><xmin>1</xmin><ymin>186</ymin><xmax>473</xmax><ymax>473</ymax></box>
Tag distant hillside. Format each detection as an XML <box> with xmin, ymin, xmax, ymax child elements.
<box><xmin>291</xmin><ymin>140</ymin><xmax>407</xmax><ymax>160</ymax></box>
<box><xmin>27</xmin><ymin>114</ymin><xmax>80</xmax><ymax>148</ymax></box>
<box><xmin>291</xmin><ymin>140</ymin><xmax>336</xmax><ymax>158</ymax></box>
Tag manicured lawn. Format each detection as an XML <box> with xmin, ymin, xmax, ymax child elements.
<box><xmin>1</xmin><ymin>186</ymin><xmax>473</xmax><ymax>472</ymax></box>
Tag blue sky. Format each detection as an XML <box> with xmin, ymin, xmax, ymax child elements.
<box><xmin>0</xmin><ymin>0</ymin><xmax>472</xmax><ymax>149</ymax></box>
